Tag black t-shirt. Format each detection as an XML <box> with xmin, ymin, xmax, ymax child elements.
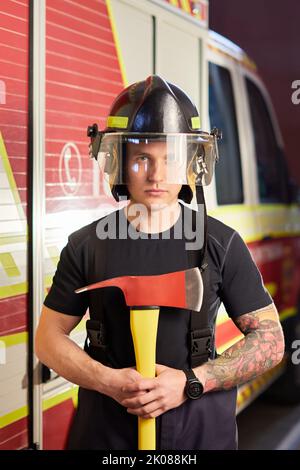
<box><xmin>44</xmin><ymin>205</ymin><xmax>272</xmax><ymax>450</ymax></box>
<box><xmin>44</xmin><ymin>205</ymin><xmax>271</xmax><ymax>368</ymax></box>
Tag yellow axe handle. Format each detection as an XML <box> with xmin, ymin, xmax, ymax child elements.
<box><xmin>130</xmin><ymin>307</ymin><xmax>160</xmax><ymax>450</ymax></box>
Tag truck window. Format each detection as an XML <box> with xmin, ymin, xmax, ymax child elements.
<box><xmin>246</xmin><ymin>78</ymin><xmax>289</xmax><ymax>203</ymax></box>
<box><xmin>209</xmin><ymin>62</ymin><xmax>243</xmax><ymax>205</ymax></box>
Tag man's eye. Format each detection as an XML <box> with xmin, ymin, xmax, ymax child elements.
<box><xmin>136</xmin><ymin>155</ymin><xmax>149</xmax><ymax>162</ymax></box>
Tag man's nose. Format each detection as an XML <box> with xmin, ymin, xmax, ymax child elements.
<box><xmin>147</xmin><ymin>160</ymin><xmax>165</xmax><ymax>182</ymax></box>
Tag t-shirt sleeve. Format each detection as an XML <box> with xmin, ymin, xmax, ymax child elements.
<box><xmin>220</xmin><ymin>232</ymin><xmax>272</xmax><ymax>318</ymax></box>
<box><xmin>44</xmin><ymin>236</ymin><xmax>88</xmax><ymax>316</ymax></box>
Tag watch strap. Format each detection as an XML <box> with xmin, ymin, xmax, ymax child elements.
<box><xmin>183</xmin><ymin>368</ymin><xmax>198</xmax><ymax>382</ymax></box>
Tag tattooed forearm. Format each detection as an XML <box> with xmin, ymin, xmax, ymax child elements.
<box><xmin>195</xmin><ymin>304</ymin><xmax>285</xmax><ymax>393</ymax></box>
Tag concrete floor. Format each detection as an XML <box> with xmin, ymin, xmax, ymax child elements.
<box><xmin>237</xmin><ymin>396</ymin><xmax>300</xmax><ymax>450</ymax></box>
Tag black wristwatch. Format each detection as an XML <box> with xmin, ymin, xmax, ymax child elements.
<box><xmin>183</xmin><ymin>369</ymin><xmax>204</xmax><ymax>399</ymax></box>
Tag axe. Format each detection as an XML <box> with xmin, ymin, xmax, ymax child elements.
<box><xmin>76</xmin><ymin>267</ymin><xmax>203</xmax><ymax>450</ymax></box>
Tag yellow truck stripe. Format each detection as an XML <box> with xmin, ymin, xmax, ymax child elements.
<box><xmin>106</xmin><ymin>0</ymin><xmax>128</xmax><ymax>86</ymax></box>
<box><xmin>0</xmin><ymin>252</ymin><xmax>21</xmax><ymax>277</ymax></box>
<box><xmin>1</xmin><ymin>387</ymin><xmax>79</xmax><ymax>428</ymax></box>
<box><xmin>180</xmin><ymin>0</ymin><xmax>191</xmax><ymax>13</ymax></box>
<box><xmin>43</xmin><ymin>387</ymin><xmax>78</xmax><ymax>412</ymax></box>
<box><xmin>0</xmin><ymin>332</ymin><xmax>28</xmax><ymax>348</ymax></box>
<box><xmin>0</xmin><ymin>406</ymin><xmax>28</xmax><ymax>429</ymax></box>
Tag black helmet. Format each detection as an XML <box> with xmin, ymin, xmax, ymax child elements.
<box><xmin>88</xmin><ymin>75</ymin><xmax>220</xmax><ymax>202</ymax></box>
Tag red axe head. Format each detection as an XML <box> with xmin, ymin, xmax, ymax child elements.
<box><xmin>76</xmin><ymin>268</ymin><xmax>203</xmax><ymax>311</ymax></box>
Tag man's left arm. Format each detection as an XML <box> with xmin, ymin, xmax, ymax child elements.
<box><xmin>194</xmin><ymin>302</ymin><xmax>285</xmax><ymax>392</ymax></box>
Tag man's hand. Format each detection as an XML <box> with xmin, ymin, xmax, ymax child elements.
<box><xmin>101</xmin><ymin>367</ymin><xmax>148</xmax><ymax>406</ymax></box>
<box><xmin>121</xmin><ymin>364</ymin><xmax>186</xmax><ymax>419</ymax></box>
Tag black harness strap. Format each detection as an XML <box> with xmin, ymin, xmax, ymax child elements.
<box><xmin>189</xmin><ymin>256</ymin><xmax>213</xmax><ymax>368</ymax></box>
<box><xmin>186</xmin><ymin>198</ymin><xmax>213</xmax><ymax>368</ymax></box>
<box><xmin>84</xmin><ymin>217</ymin><xmax>110</xmax><ymax>364</ymax></box>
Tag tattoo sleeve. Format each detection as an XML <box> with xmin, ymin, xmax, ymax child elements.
<box><xmin>196</xmin><ymin>304</ymin><xmax>285</xmax><ymax>393</ymax></box>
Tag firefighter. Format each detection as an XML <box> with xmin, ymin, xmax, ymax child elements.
<box><xmin>35</xmin><ymin>75</ymin><xmax>284</xmax><ymax>450</ymax></box>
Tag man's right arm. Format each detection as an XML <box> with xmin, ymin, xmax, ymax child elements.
<box><xmin>35</xmin><ymin>306</ymin><xmax>144</xmax><ymax>404</ymax></box>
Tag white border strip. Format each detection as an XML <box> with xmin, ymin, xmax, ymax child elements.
<box><xmin>32</xmin><ymin>0</ymin><xmax>46</xmax><ymax>449</ymax></box>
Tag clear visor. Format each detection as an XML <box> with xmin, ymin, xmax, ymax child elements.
<box><xmin>95</xmin><ymin>133</ymin><xmax>219</xmax><ymax>186</ymax></box>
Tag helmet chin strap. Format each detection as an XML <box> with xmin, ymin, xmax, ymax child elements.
<box><xmin>195</xmin><ymin>185</ymin><xmax>205</xmax><ymax>205</ymax></box>
<box><xmin>195</xmin><ymin>185</ymin><xmax>208</xmax><ymax>270</ymax></box>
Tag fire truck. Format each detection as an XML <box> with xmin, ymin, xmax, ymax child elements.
<box><xmin>0</xmin><ymin>0</ymin><xmax>299</xmax><ymax>450</ymax></box>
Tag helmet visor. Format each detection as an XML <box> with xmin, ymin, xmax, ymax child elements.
<box><xmin>95</xmin><ymin>133</ymin><xmax>218</xmax><ymax>186</ymax></box>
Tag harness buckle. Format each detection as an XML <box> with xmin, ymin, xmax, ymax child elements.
<box><xmin>190</xmin><ymin>328</ymin><xmax>213</xmax><ymax>366</ymax></box>
<box><xmin>86</xmin><ymin>319</ymin><xmax>107</xmax><ymax>349</ymax></box>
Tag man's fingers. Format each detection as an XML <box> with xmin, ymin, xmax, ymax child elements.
<box><xmin>122</xmin><ymin>390</ymin><xmax>157</xmax><ymax>408</ymax></box>
<box><xmin>122</xmin><ymin>378</ymin><xmax>155</xmax><ymax>393</ymax></box>
<box><xmin>123</xmin><ymin>390</ymin><xmax>146</xmax><ymax>399</ymax></box>
<box><xmin>127</xmin><ymin>401</ymin><xmax>163</xmax><ymax>418</ymax></box>
<box><xmin>143</xmin><ymin>408</ymin><xmax>163</xmax><ymax>419</ymax></box>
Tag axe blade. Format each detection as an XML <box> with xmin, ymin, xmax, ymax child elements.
<box><xmin>184</xmin><ymin>267</ymin><xmax>203</xmax><ymax>312</ymax></box>
<box><xmin>75</xmin><ymin>267</ymin><xmax>203</xmax><ymax>312</ymax></box>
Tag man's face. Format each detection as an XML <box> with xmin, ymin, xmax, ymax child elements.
<box><xmin>126</xmin><ymin>141</ymin><xmax>182</xmax><ymax>210</ymax></box>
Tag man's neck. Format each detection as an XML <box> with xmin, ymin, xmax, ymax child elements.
<box><xmin>125</xmin><ymin>200</ymin><xmax>181</xmax><ymax>234</ymax></box>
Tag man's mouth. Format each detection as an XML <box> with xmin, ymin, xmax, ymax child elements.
<box><xmin>145</xmin><ymin>189</ymin><xmax>167</xmax><ymax>194</ymax></box>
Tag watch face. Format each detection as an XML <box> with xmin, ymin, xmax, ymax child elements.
<box><xmin>187</xmin><ymin>380</ymin><xmax>203</xmax><ymax>399</ymax></box>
